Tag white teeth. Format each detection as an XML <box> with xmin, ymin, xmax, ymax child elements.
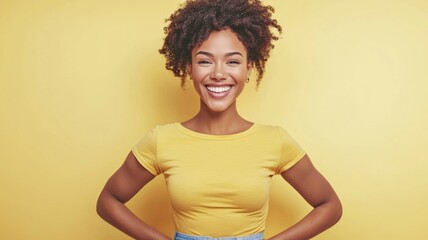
<box><xmin>206</xmin><ymin>86</ymin><xmax>232</xmax><ymax>93</ymax></box>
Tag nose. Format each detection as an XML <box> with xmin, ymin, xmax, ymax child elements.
<box><xmin>210</xmin><ymin>63</ymin><xmax>226</xmax><ymax>81</ymax></box>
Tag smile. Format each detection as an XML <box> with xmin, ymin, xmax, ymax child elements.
<box><xmin>206</xmin><ymin>86</ymin><xmax>232</xmax><ymax>93</ymax></box>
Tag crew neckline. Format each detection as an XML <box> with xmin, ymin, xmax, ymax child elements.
<box><xmin>175</xmin><ymin>122</ymin><xmax>259</xmax><ymax>140</ymax></box>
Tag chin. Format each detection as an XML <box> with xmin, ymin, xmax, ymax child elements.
<box><xmin>209</xmin><ymin>107</ymin><xmax>229</xmax><ymax>112</ymax></box>
<box><xmin>200</xmin><ymin>100</ymin><xmax>232</xmax><ymax>112</ymax></box>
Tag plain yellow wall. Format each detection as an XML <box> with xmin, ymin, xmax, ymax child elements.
<box><xmin>1</xmin><ymin>0</ymin><xmax>427</xmax><ymax>239</ymax></box>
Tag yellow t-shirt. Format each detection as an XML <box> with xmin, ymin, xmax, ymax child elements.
<box><xmin>132</xmin><ymin>123</ymin><xmax>305</xmax><ymax>237</ymax></box>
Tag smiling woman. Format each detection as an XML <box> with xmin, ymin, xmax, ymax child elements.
<box><xmin>187</xmin><ymin>29</ymin><xmax>251</xmax><ymax>117</ymax></box>
<box><xmin>158</xmin><ymin>0</ymin><xmax>281</xmax><ymax>88</ymax></box>
<box><xmin>96</xmin><ymin>0</ymin><xmax>342</xmax><ymax>239</ymax></box>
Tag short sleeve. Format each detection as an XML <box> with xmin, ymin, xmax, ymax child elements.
<box><xmin>131</xmin><ymin>128</ymin><xmax>161</xmax><ymax>176</ymax></box>
<box><xmin>276</xmin><ymin>127</ymin><xmax>306</xmax><ymax>174</ymax></box>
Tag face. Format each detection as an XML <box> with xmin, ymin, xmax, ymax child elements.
<box><xmin>188</xmin><ymin>29</ymin><xmax>252</xmax><ymax>113</ymax></box>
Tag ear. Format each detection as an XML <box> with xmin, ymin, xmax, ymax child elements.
<box><xmin>246</xmin><ymin>61</ymin><xmax>253</xmax><ymax>79</ymax></box>
<box><xmin>187</xmin><ymin>64</ymin><xmax>192</xmax><ymax>80</ymax></box>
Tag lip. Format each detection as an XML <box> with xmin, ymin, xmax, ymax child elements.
<box><xmin>204</xmin><ymin>83</ymin><xmax>235</xmax><ymax>87</ymax></box>
<box><xmin>204</xmin><ymin>85</ymin><xmax>234</xmax><ymax>98</ymax></box>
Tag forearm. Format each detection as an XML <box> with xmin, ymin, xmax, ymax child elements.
<box><xmin>268</xmin><ymin>200</ymin><xmax>342</xmax><ymax>240</ymax></box>
<box><xmin>97</xmin><ymin>192</ymin><xmax>170</xmax><ymax>240</ymax></box>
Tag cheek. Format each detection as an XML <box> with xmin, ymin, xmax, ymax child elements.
<box><xmin>230</xmin><ymin>67</ymin><xmax>249</xmax><ymax>80</ymax></box>
<box><xmin>191</xmin><ymin>67</ymin><xmax>210</xmax><ymax>80</ymax></box>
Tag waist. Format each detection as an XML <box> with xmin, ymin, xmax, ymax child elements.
<box><xmin>174</xmin><ymin>231</ymin><xmax>264</xmax><ymax>240</ymax></box>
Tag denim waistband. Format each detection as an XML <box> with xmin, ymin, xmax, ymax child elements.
<box><xmin>174</xmin><ymin>231</ymin><xmax>264</xmax><ymax>240</ymax></box>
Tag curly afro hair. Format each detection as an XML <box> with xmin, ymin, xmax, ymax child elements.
<box><xmin>159</xmin><ymin>0</ymin><xmax>282</xmax><ymax>87</ymax></box>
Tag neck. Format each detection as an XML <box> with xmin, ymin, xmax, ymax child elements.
<box><xmin>182</xmin><ymin>100</ymin><xmax>253</xmax><ymax>135</ymax></box>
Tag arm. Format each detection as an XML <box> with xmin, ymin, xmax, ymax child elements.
<box><xmin>96</xmin><ymin>151</ymin><xmax>171</xmax><ymax>240</ymax></box>
<box><xmin>268</xmin><ymin>154</ymin><xmax>342</xmax><ymax>240</ymax></box>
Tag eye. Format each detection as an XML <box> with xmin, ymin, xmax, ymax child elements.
<box><xmin>228</xmin><ymin>60</ymin><xmax>241</xmax><ymax>65</ymax></box>
<box><xmin>197</xmin><ymin>60</ymin><xmax>212</xmax><ymax>65</ymax></box>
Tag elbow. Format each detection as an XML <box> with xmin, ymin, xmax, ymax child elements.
<box><xmin>317</xmin><ymin>196</ymin><xmax>343</xmax><ymax>226</ymax></box>
<box><xmin>96</xmin><ymin>192</ymin><xmax>108</xmax><ymax>220</ymax></box>
<box><xmin>332</xmin><ymin>197</ymin><xmax>343</xmax><ymax>225</ymax></box>
<box><xmin>96</xmin><ymin>195</ymin><xmax>104</xmax><ymax>218</ymax></box>
<box><xmin>337</xmin><ymin>201</ymin><xmax>343</xmax><ymax>222</ymax></box>
<box><xmin>96</xmin><ymin>190</ymin><xmax>124</xmax><ymax>221</ymax></box>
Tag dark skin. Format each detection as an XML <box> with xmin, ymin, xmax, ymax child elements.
<box><xmin>97</xmin><ymin>30</ymin><xmax>342</xmax><ymax>240</ymax></box>
<box><xmin>97</xmin><ymin>152</ymin><xmax>169</xmax><ymax>240</ymax></box>
<box><xmin>97</xmin><ymin>153</ymin><xmax>342</xmax><ymax>240</ymax></box>
<box><xmin>274</xmin><ymin>154</ymin><xmax>342</xmax><ymax>240</ymax></box>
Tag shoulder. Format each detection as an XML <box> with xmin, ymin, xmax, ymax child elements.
<box><xmin>142</xmin><ymin>123</ymin><xmax>178</xmax><ymax>135</ymax></box>
<box><xmin>134</xmin><ymin>123</ymin><xmax>178</xmax><ymax>144</ymax></box>
<box><xmin>254</xmin><ymin>123</ymin><xmax>301</xmax><ymax>145</ymax></box>
<box><xmin>255</xmin><ymin>123</ymin><xmax>286</xmax><ymax>136</ymax></box>
<box><xmin>155</xmin><ymin>123</ymin><xmax>176</xmax><ymax>131</ymax></box>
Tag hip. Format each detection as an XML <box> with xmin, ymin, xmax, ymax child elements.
<box><xmin>173</xmin><ymin>231</ymin><xmax>264</xmax><ymax>240</ymax></box>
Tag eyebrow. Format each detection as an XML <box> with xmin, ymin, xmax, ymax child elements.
<box><xmin>195</xmin><ymin>51</ymin><xmax>243</xmax><ymax>57</ymax></box>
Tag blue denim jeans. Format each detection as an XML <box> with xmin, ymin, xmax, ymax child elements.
<box><xmin>174</xmin><ymin>231</ymin><xmax>264</xmax><ymax>240</ymax></box>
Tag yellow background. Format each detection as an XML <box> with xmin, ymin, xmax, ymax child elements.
<box><xmin>1</xmin><ymin>0</ymin><xmax>427</xmax><ymax>239</ymax></box>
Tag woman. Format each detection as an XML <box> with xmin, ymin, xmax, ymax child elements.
<box><xmin>96</xmin><ymin>0</ymin><xmax>342</xmax><ymax>239</ymax></box>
